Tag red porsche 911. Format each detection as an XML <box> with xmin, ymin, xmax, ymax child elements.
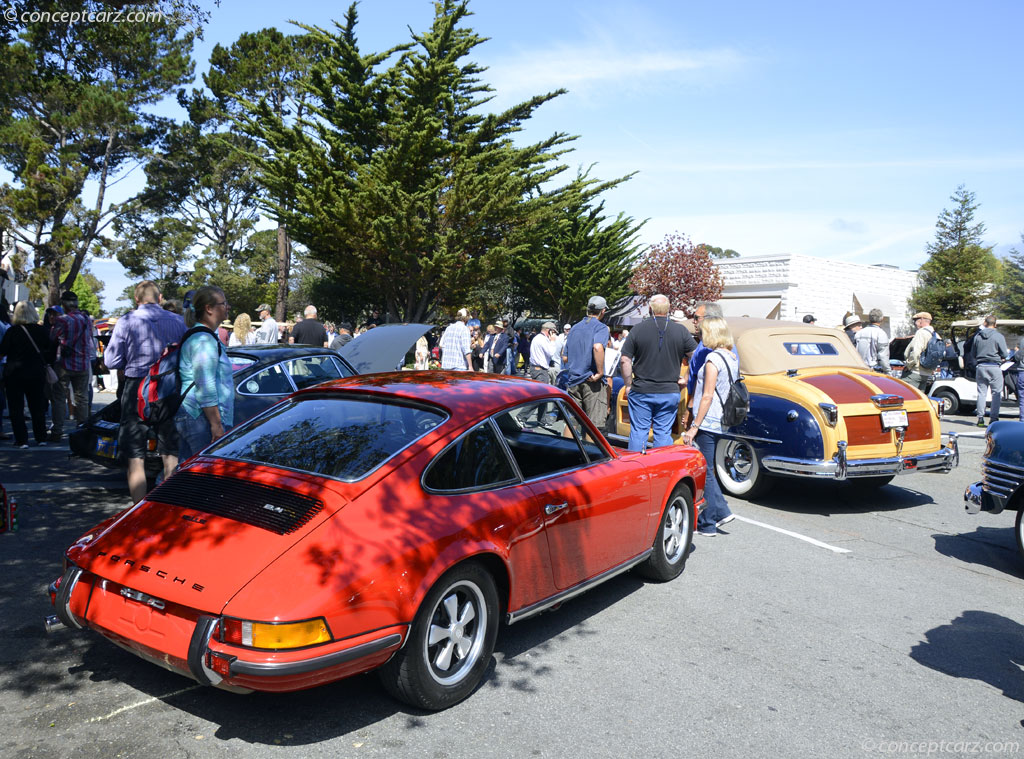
<box><xmin>47</xmin><ymin>372</ymin><xmax>705</xmax><ymax>710</ymax></box>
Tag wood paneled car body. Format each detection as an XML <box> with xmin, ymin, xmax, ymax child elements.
<box><xmin>614</xmin><ymin>318</ymin><xmax>959</xmax><ymax>498</ymax></box>
<box><xmin>48</xmin><ymin>373</ymin><xmax>705</xmax><ymax>710</ymax></box>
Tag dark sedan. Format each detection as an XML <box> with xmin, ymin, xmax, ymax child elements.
<box><xmin>964</xmin><ymin>420</ymin><xmax>1024</xmax><ymax>560</ymax></box>
<box><xmin>70</xmin><ymin>324</ymin><xmax>432</xmax><ymax>472</ymax></box>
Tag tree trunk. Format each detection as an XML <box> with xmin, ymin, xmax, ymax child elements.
<box><xmin>275</xmin><ymin>222</ymin><xmax>290</xmax><ymax>322</ymax></box>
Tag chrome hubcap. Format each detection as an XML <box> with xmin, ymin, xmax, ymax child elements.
<box><xmin>425</xmin><ymin>581</ymin><xmax>486</xmax><ymax>685</ymax></box>
<box><xmin>662</xmin><ymin>497</ymin><xmax>688</xmax><ymax>563</ymax></box>
<box><xmin>724</xmin><ymin>441</ymin><xmax>754</xmax><ymax>482</ymax></box>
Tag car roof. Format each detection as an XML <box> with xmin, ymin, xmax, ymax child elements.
<box><xmin>293</xmin><ymin>371</ymin><xmax>563</xmax><ymax>420</ymax></box>
<box><xmin>726</xmin><ymin>317</ymin><xmax>867</xmax><ymax>375</ymax></box>
<box><xmin>227</xmin><ymin>345</ymin><xmax>339</xmax><ymax>362</ymax></box>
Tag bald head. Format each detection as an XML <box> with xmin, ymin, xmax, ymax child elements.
<box><xmin>304</xmin><ymin>305</ymin><xmax>317</xmax><ymax>319</ymax></box>
<box><xmin>650</xmin><ymin>294</ymin><xmax>670</xmax><ymax>316</ymax></box>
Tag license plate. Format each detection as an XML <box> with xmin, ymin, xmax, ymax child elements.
<box><xmin>95</xmin><ymin>436</ymin><xmax>118</xmax><ymax>459</ymax></box>
<box><xmin>881</xmin><ymin>410</ymin><xmax>908</xmax><ymax>429</ymax></box>
<box><xmin>902</xmin><ymin>458</ymin><xmax>918</xmax><ymax>471</ymax></box>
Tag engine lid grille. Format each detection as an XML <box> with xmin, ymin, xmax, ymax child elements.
<box><xmin>146</xmin><ymin>471</ymin><xmax>324</xmax><ymax>535</ymax></box>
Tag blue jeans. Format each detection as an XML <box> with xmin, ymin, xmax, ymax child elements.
<box><xmin>175</xmin><ymin>407</ymin><xmax>231</xmax><ymax>462</ymax></box>
<box><xmin>695</xmin><ymin>429</ymin><xmax>732</xmax><ymax>533</ymax></box>
<box><xmin>627</xmin><ymin>391</ymin><xmax>681</xmax><ymax>451</ymax></box>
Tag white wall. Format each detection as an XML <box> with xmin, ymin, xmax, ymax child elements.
<box><xmin>716</xmin><ymin>254</ymin><xmax>920</xmax><ymax>337</ymax></box>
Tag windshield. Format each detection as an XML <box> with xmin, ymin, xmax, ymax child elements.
<box><xmin>206</xmin><ymin>396</ymin><xmax>447</xmax><ymax>480</ymax></box>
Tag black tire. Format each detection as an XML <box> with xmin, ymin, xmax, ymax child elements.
<box><xmin>714</xmin><ymin>437</ymin><xmax>773</xmax><ymax>499</ymax></box>
<box><xmin>932</xmin><ymin>388</ymin><xmax>960</xmax><ymax>415</ymax></box>
<box><xmin>636</xmin><ymin>485</ymin><xmax>694</xmax><ymax>581</ymax></box>
<box><xmin>1015</xmin><ymin>510</ymin><xmax>1024</xmax><ymax>563</ymax></box>
<box><xmin>379</xmin><ymin>562</ymin><xmax>498</xmax><ymax>711</ymax></box>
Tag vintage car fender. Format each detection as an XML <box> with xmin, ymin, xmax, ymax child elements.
<box><xmin>965</xmin><ymin>421</ymin><xmax>1024</xmax><ymax>515</ymax></box>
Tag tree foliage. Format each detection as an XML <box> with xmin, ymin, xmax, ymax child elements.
<box><xmin>995</xmin><ymin>233</ymin><xmax>1024</xmax><ymax>319</ymax></box>
<box><xmin>0</xmin><ymin>0</ymin><xmax>194</xmax><ymax>304</ymax></box>
<box><xmin>234</xmin><ymin>1</ymin><xmax>573</xmax><ymax>323</ymax></box>
<box><xmin>909</xmin><ymin>186</ymin><xmax>1000</xmax><ymax>333</ymax></box>
<box><xmin>630</xmin><ymin>233</ymin><xmax>724</xmax><ymax>315</ymax></box>
<box><xmin>701</xmin><ymin>244</ymin><xmax>740</xmax><ymax>259</ymax></box>
<box><xmin>510</xmin><ymin>169</ymin><xmax>644</xmax><ymax>324</ymax></box>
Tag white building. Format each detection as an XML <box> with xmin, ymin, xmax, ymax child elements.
<box><xmin>715</xmin><ymin>254</ymin><xmax>920</xmax><ymax>337</ymax></box>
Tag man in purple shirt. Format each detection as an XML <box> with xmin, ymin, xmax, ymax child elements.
<box><xmin>103</xmin><ymin>281</ymin><xmax>186</xmax><ymax>502</ymax></box>
<box><xmin>50</xmin><ymin>291</ymin><xmax>95</xmax><ymax>441</ymax></box>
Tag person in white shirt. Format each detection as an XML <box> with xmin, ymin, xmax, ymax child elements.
<box><xmin>855</xmin><ymin>308</ymin><xmax>890</xmax><ymax>372</ymax></box>
<box><xmin>527</xmin><ymin>322</ymin><xmax>560</xmax><ymax>384</ymax></box>
<box><xmin>254</xmin><ymin>304</ymin><xmax>278</xmax><ymax>344</ymax></box>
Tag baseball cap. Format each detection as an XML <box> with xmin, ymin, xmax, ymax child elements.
<box><xmin>59</xmin><ymin>290</ymin><xmax>78</xmax><ymax>303</ymax></box>
<box><xmin>257</xmin><ymin>303</ymin><xmax>272</xmax><ymax>313</ymax></box>
<box><xmin>588</xmin><ymin>295</ymin><xmax>607</xmax><ymax>310</ymax></box>
<box><xmin>912</xmin><ymin>311</ymin><xmax>932</xmax><ymax>321</ymax></box>
<box><xmin>802</xmin><ymin>314</ymin><xmax>816</xmax><ymax>324</ymax></box>
<box><xmin>563</xmin><ymin>323</ymin><xmax>571</xmax><ymax>331</ymax></box>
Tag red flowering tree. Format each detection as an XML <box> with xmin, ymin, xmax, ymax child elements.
<box><xmin>629</xmin><ymin>233</ymin><xmax>724</xmax><ymax>315</ymax></box>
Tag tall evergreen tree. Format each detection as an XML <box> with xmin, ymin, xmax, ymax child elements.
<box><xmin>0</xmin><ymin>0</ymin><xmax>194</xmax><ymax>304</ymax></box>
<box><xmin>236</xmin><ymin>1</ymin><xmax>573</xmax><ymax>322</ymax></box>
<box><xmin>510</xmin><ymin>170</ymin><xmax>644</xmax><ymax>325</ymax></box>
<box><xmin>909</xmin><ymin>186</ymin><xmax>1000</xmax><ymax>333</ymax></box>
<box><xmin>995</xmin><ymin>233</ymin><xmax>1024</xmax><ymax>318</ymax></box>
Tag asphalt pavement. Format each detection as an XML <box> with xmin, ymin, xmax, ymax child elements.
<box><xmin>2</xmin><ymin>405</ymin><xmax>1024</xmax><ymax>758</ymax></box>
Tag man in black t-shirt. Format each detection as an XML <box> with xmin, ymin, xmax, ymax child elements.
<box><xmin>289</xmin><ymin>305</ymin><xmax>329</xmax><ymax>347</ymax></box>
<box><xmin>620</xmin><ymin>294</ymin><xmax>697</xmax><ymax>452</ymax></box>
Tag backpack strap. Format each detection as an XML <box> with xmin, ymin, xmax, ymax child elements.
<box><xmin>711</xmin><ymin>350</ymin><xmax>735</xmax><ymax>409</ymax></box>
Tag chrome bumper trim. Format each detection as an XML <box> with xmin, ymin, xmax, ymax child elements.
<box><xmin>763</xmin><ymin>434</ymin><xmax>959</xmax><ymax>480</ymax></box>
<box><xmin>964</xmin><ymin>482</ymin><xmax>994</xmax><ymax>515</ymax></box>
<box><xmin>229</xmin><ymin>633</ymin><xmax>404</xmax><ymax>678</ymax></box>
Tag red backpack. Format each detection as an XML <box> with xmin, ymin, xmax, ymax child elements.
<box><xmin>137</xmin><ymin>326</ymin><xmax>219</xmax><ymax>426</ymax></box>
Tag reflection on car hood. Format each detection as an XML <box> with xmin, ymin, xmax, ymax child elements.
<box><xmin>336</xmin><ymin>323</ymin><xmax>433</xmax><ymax>374</ymax></box>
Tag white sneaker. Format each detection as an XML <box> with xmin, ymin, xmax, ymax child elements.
<box><xmin>717</xmin><ymin>514</ymin><xmax>736</xmax><ymax>527</ymax></box>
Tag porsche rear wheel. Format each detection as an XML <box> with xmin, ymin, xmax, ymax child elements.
<box><xmin>380</xmin><ymin>562</ymin><xmax>498</xmax><ymax>710</ymax></box>
<box><xmin>715</xmin><ymin>438</ymin><xmax>773</xmax><ymax>499</ymax></box>
<box><xmin>636</xmin><ymin>485</ymin><xmax>693</xmax><ymax>581</ymax></box>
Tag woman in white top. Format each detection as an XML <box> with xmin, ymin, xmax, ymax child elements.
<box><xmin>228</xmin><ymin>312</ymin><xmax>256</xmax><ymax>347</ymax></box>
<box><xmin>681</xmin><ymin>317</ymin><xmax>737</xmax><ymax>536</ymax></box>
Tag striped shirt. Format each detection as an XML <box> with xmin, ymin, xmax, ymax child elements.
<box><xmin>103</xmin><ymin>303</ymin><xmax>187</xmax><ymax>378</ymax></box>
<box><xmin>52</xmin><ymin>309</ymin><xmax>93</xmax><ymax>372</ymax></box>
<box><xmin>439</xmin><ymin>321</ymin><xmax>471</xmax><ymax>370</ymax></box>
<box><xmin>178</xmin><ymin>331</ymin><xmax>234</xmax><ymax>426</ymax></box>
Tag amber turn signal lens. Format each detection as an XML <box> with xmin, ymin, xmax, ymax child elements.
<box><xmin>221</xmin><ymin>617</ymin><xmax>331</xmax><ymax>649</ymax></box>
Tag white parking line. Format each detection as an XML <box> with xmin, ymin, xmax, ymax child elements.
<box><xmin>733</xmin><ymin>515</ymin><xmax>851</xmax><ymax>554</ymax></box>
<box><xmin>88</xmin><ymin>685</ymin><xmax>202</xmax><ymax>723</ymax></box>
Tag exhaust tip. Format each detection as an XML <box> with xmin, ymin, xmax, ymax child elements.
<box><xmin>44</xmin><ymin>614</ymin><xmax>66</xmax><ymax>634</ymax></box>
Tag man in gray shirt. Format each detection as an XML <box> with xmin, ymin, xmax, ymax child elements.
<box><xmin>254</xmin><ymin>304</ymin><xmax>278</xmax><ymax>344</ymax></box>
<box><xmin>971</xmin><ymin>315</ymin><xmax>1008</xmax><ymax>427</ymax></box>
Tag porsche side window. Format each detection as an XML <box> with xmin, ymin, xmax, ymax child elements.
<box><xmin>560</xmin><ymin>402</ymin><xmax>610</xmax><ymax>463</ymax></box>
<box><xmin>238</xmin><ymin>363</ymin><xmax>294</xmax><ymax>396</ymax></box>
<box><xmin>423</xmin><ymin>422</ymin><xmax>517</xmax><ymax>492</ymax></box>
<box><xmin>330</xmin><ymin>356</ymin><xmax>356</xmax><ymax>378</ymax></box>
<box><xmin>783</xmin><ymin>342</ymin><xmax>839</xmax><ymax>356</ymax></box>
<box><xmin>494</xmin><ymin>401</ymin><xmax>587</xmax><ymax>480</ymax></box>
<box><xmin>287</xmin><ymin>355</ymin><xmax>343</xmax><ymax>390</ymax></box>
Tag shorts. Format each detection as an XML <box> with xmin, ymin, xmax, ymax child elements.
<box><xmin>118</xmin><ymin>376</ymin><xmax>180</xmax><ymax>458</ymax></box>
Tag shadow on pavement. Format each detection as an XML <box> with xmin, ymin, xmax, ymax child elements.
<box><xmin>931</xmin><ymin>526</ymin><xmax>1024</xmax><ymax>579</ymax></box>
<box><xmin>911</xmin><ymin>610</ymin><xmax>1024</xmax><ymax>703</ymax></box>
<box><xmin>747</xmin><ymin>476</ymin><xmax>934</xmax><ymax>516</ymax></box>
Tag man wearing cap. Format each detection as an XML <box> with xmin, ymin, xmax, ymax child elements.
<box><xmin>565</xmin><ymin>296</ymin><xmax>610</xmax><ymax>426</ymax></box>
<box><xmin>903</xmin><ymin>311</ymin><xmax>936</xmax><ymax>391</ymax></box>
<box><xmin>843</xmin><ymin>314</ymin><xmax>862</xmax><ymax>345</ymax></box>
<box><xmin>490</xmin><ymin>322</ymin><xmax>509</xmax><ymax>373</ymax></box>
<box><xmin>50</xmin><ymin>290</ymin><xmax>95</xmax><ymax>440</ymax></box>
<box><xmin>330</xmin><ymin>322</ymin><xmax>353</xmax><ymax>351</ymax></box>
<box><xmin>439</xmin><ymin>308</ymin><xmax>472</xmax><ymax>371</ymax></box>
<box><xmin>254</xmin><ymin>304</ymin><xmax>278</xmax><ymax>344</ymax></box>
<box><xmin>970</xmin><ymin>314</ymin><xmax>1008</xmax><ymax>427</ymax></box>
<box><xmin>527</xmin><ymin>322</ymin><xmax>559</xmax><ymax>384</ymax></box>
<box><xmin>620</xmin><ymin>294</ymin><xmax>697</xmax><ymax>451</ymax></box>
<box><xmin>802</xmin><ymin>314</ymin><xmax>816</xmax><ymax>325</ymax></box>
<box><xmin>855</xmin><ymin>308</ymin><xmax>890</xmax><ymax>372</ymax></box>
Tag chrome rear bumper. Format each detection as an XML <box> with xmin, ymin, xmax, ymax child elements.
<box><xmin>763</xmin><ymin>433</ymin><xmax>959</xmax><ymax>480</ymax></box>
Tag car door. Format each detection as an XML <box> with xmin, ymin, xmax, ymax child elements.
<box><xmin>492</xmin><ymin>400</ymin><xmax>649</xmax><ymax>590</ymax></box>
<box><xmin>420</xmin><ymin>419</ymin><xmax>557</xmax><ymax>609</ymax></box>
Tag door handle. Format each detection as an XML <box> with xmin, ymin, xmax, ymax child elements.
<box><xmin>545</xmin><ymin>502</ymin><xmax>569</xmax><ymax>515</ymax></box>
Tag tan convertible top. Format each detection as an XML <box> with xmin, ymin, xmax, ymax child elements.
<box><xmin>725</xmin><ymin>318</ymin><xmax>868</xmax><ymax>375</ymax></box>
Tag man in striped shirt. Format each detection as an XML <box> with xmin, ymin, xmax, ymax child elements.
<box><xmin>50</xmin><ymin>291</ymin><xmax>95</xmax><ymax>441</ymax></box>
<box><xmin>439</xmin><ymin>308</ymin><xmax>472</xmax><ymax>371</ymax></box>
<box><xmin>103</xmin><ymin>281</ymin><xmax>186</xmax><ymax>502</ymax></box>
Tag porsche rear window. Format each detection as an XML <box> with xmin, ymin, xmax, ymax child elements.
<box><xmin>206</xmin><ymin>396</ymin><xmax>446</xmax><ymax>480</ymax></box>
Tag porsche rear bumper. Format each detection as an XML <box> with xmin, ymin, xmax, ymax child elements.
<box><xmin>762</xmin><ymin>433</ymin><xmax>959</xmax><ymax>480</ymax></box>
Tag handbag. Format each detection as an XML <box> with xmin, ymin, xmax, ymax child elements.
<box><xmin>21</xmin><ymin>325</ymin><xmax>59</xmax><ymax>384</ymax></box>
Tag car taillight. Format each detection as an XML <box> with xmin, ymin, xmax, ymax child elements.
<box><xmin>220</xmin><ymin>616</ymin><xmax>332</xmax><ymax>649</ymax></box>
<box><xmin>818</xmin><ymin>402</ymin><xmax>838</xmax><ymax>427</ymax></box>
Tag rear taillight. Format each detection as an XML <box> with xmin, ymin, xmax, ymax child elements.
<box><xmin>220</xmin><ymin>616</ymin><xmax>332</xmax><ymax>649</ymax></box>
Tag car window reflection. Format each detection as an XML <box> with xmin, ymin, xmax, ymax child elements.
<box><xmin>494</xmin><ymin>401</ymin><xmax>588</xmax><ymax>480</ymax></box>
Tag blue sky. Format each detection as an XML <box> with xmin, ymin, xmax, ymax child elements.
<box><xmin>88</xmin><ymin>0</ymin><xmax>1023</xmax><ymax>310</ymax></box>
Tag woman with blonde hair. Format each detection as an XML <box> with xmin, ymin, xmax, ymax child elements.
<box><xmin>681</xmin><ymin>317</ymin><xmax>737</xmax><ymax>536</ymax></box>
<box><xmin>229</xmin><ymin>312</ymin><xmax>255</xmax><ymax>347</ymax></box>
<box><xmin>0</xmin><ymin>301</ymin><xmax>54</xmax><ymax>447</ymax></box>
